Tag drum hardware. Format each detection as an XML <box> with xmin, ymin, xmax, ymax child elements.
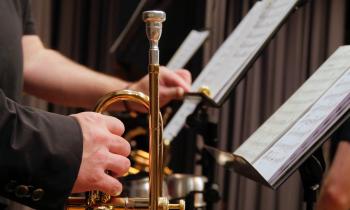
<box><xmin>65</xmin><ymin>10</ymin><xmax>185</xmax><ymax>210</ymax></box>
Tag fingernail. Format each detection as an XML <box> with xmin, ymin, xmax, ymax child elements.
<box><xmin>177</xmin><ymin>88</ymin><xmax>184</xmax><ymax>97</ymax></box>
<box><xmin>112</xmin><ymin>189</ymin><xmax>122</xmax><ymax>196</ymax></box>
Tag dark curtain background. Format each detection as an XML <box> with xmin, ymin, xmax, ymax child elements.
<box><xmin>14</xmin><ymin>0</ymin><xmax>348</xmax><ymax>210</ymax></box>
<box><xmin>204</xmin><ymin>0</ymin><xmax>346</xmax><ymax>210</ymax></box>
<box><xmin>49</xmin><ymin>0</ymin><xmax>205</xmax><ymax>79</ymax></box>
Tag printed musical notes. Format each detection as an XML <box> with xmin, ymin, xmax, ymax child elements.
<box><xmin>253</xmin><ymin>67</ymin><xmax>350</xmax><ymax>183</ymax></box>
<box><xmin>191</xmin><ymin>0</ymin><xmax>300</xmax><ymax>103</ymax></box>
<box><xmin>234</xmin><ymin>46</ymin><xmax>350</xmax><ymax>163</ymax></box>
<box><xmin>165</xmin><ymin>0</ymin><xmax>300</xmax><ymax>143</ymax></box>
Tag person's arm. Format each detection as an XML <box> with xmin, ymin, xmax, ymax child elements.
<box><xmin>22</xmin><ymin>35</ymin><xmax>192</xmax><ymax>110</ymax></box>
<box><xmin>0</xmin><ymin>88</ymin><xmax>131</xmax><ymax>209</ymax></box>
<box><xmin>0</xmin><ymin>89</ymin><xmax>82</xmax><ymax>209</ymax></box>
<box><xmin>316</xmin><ymin>142</ymin><xmax>350</xmax><ymax>210</ymax></box>
<box><xmin>317</xmin><ymin>120</ymin><xmax>350</xmax><ymax>210</ymax></box>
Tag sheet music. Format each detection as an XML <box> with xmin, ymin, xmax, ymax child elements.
<box><xmin>234</xmin><ymin>46</ymin><xmax>350</xmax><ymax>163</ymax></box>
<box><xmin>163</xmin><ymin>98</ymin><xmax>201</xmax><ymax>141</ymax></box>
<box><xmin>166</xmin><ymin>30</ymin><xmax>209</xmax><ymax>70</ymax></box>
<box><xmin>253</xmin><ymin>68</ymin><xmax>350</xmax><ymax>182</ymax></box>
<box><xmin>163</xmin><ymin>1</ymin><xmax>265</xmax><ymax>142</ymax></box>
<box><xmin>191</xmin><ymin>1</ymin><xmax>266</xmax><ymax>97</ymax></box>
<box><xmin>189</xmin><ymin>0</ymin><xmax>300</xmax><ymax>104</ymax></box>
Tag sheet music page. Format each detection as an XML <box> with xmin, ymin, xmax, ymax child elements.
<box><xmin>163</xmin><ymin>98</ymin><xmax>201</xmax><ymax>141</ymax></box>
<box><xmin>188</xmin><ymin>0</ymin><xmax>299</xmax><ymax>104</ymax></box>
<box><xmin>191</xmin><ymin>1</ymin><xmax>266</xmax><ymax>98</ymax></box>
<box><xmin>253</xmin><ymin>68</ymin><xmax>350</xmax><ymax>182</ymax></box>
<box><xmin>163</xmin><ymin>1</ymin><xmax>265</xmax><ymax>142</ymax></box>
<box><xmin>234</xmin><ymin>46</ymin><xmax>350</xmax><ymax>163</ymax></box>
<box><xmin>166</xmin><ymin>30</ymin><xmax>209</xmax><ymax>70</ymax></box>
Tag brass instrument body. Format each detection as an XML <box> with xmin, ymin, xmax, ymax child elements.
<box><xmin>66</xmin><ymin>10</ymin><xmax>185</xmax><ymax>210</ymax></box>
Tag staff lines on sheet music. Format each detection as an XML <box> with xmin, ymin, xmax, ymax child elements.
<box><xmin>213</xmin><ymin>1</ymin><xmax>302</xmax><ymax>103</ymax></box>
<box><xmin>271</xmin><ymin>99</ymin><xmax>350</xmax><ymax>183</ymax></box>
<box><xmin>165</xmin><ymin>0</ymin><xmax>300</xmax><ymax>142</ymax></box>
<box><xmin>191</xmin><ymin>0</ymin><xmax>292</xmax><ymax>97</ymax></box>
<box><xmin>254</xmin><ymin>68</ymin><xmax>350</xmax><ymax>181</ymax></box>
<box><xmin>235</xmin><ymin>53</ymin><xmax>350</xmax><ymax>163</ymax></box>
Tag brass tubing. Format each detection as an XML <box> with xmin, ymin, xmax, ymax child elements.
<box><xmin>65</xmin><ymin>10</ymin><xmax>185</xmax><ymax>210</ymax></box>
<box><xmin>94</xmin><ymin>90</ymin><xmax>150</xmax><ymax>112</ymax></box>
<box><xmin>148</xmin><ymin>64</ymin><xmax>161</xmax><ymax>210</ymax></box>
<box><xmin>66</xmin><ymin>197</ymin><xmax>184</xmax><ymax>210</ymax></box>
<box><xmin>143</xmin><ymin>10</ymin><xmax>165</xmax><ymax>210</ymax></box>
<box><xmin>90</xmin><ymin>90</ymin><xmax>150</xmax><ymax>207</ymax></box>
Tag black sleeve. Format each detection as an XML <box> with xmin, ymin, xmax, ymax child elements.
<box><xmin>22</xmin><ymin>0</ymin><xmax>36</xmax><ymax>35</ymax></box>
<box><xmin>0</xmin><ymin>90</ymin><xmax>83</xmax><ymax>210</ymax></box>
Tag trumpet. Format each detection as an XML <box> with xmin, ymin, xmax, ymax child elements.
<box><xmin>65</xmin><ymin>11</ymin><xmax>185</xmax><ymax>210</ymax></box>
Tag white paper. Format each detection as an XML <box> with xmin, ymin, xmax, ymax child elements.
<box><xmin>189</xmin><ymin>0</ymin><xmax>300</xmax><ymax>103</ymax></box>
<box><xmin>234</xmin><ymin>46</ymin><xmax>350</xmax><ymax>163</ymax></box>
<box><xmin>167</xmin><ymin>30</ymin><xmax>209</xmax><ymax>70</ymax></box>
<box><xmin>253</xmin><ymin>68</ymin><xmax>350</xmax><ymax>181</ymax></box>
<box><xmin>191</xmin><ymin>1</ymin><xmax>266</xmax><ymax>99</ymax></box>
<box><xmin>163</xmin><ymin>1</ymin><xmax>265</xmax><ymax>142</ymax></box>
<box><xmin>163</xmin><ymin>98</ymin><xmax>201</xmax><ymax>141</ymax></box>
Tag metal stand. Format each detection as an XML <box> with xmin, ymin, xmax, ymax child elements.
<box><xmin>299</xmin><ymin>148</ymin><xmax>325</xmax><ymax>210</ymax></box>
<box><xmin>186</xmin><ymin>103</ymin><xmax>221</xmax><ymax>210</ymax></box>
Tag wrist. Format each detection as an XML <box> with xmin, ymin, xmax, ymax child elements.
<box><xmin>124</xmin><ymin>82</ymin><xmax>133</xmax><ymax>90</ymax></box>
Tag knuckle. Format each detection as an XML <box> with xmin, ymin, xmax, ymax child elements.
<box><xmin>93</xmin><ymin>131</ymin><xmax>109</xmax><ymax>145</ymax></box>
<box><xmin>95</xmin><ymin>149</ymin><xmax>108</xmax><ymax>163</ymax></box>
<box><xmin>115</xmin><ymin>118</ymin><xmax>125</xmax><ymax>134</ymax></box>
<box><xmin>322</xmin><ymin>182</ymin><xmax>349</xmax><ymax>208</ymax></box>
<box><xmin>88</xmin><ymin>172</ymin><xmax>104</xmax><ymax>186</ymax></box>
<box><xmin>111</xmin><ymin>181</ymin><xmax>122</xmax><ymax>195</ymax></box>
<box><xmin>119</xmin><ymin>139</ymin><xmax>131</xmax><ymax>156</ymax></box>
<box><xmin>119</xmin><ymin>157</ymin><xmax>131</xmax><ymax>173</ymax></box>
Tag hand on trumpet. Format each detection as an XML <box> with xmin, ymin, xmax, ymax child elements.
<box><xmin>70</xmin><ymin>112</ymin><xmax>131</xmax><ymax>196</ymax></box>
<box><xmin>124</xmin><ymin>66</ymin><xmax>192</xmax><ymax>112</ymax></box>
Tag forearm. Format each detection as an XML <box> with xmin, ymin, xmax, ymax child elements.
<box><xmin>0</xmin><ymin>89</ymin><xmax>83</xmax><ymax>209</ymax></box>
<box><xmin>23</xmin><ymin>49</ymin><xmax>130</xmax><ymax>109</ymax></box>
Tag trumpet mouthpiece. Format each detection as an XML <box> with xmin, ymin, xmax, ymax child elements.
<box><xmin>142</xmin><ymin>10</ymin><xmax>166</xmax><ymax>23</ymax></box>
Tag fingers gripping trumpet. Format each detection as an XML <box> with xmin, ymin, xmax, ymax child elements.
<box><xmin>65</xmin><ymin>11</ymin><xmax>185</xmax><ymax>210</ymax></box>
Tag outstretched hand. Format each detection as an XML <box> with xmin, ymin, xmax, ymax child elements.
<box><xmin>127</xmin><ymin>66</ymin><xmax>192</xmax><ymax>111</ymax></box>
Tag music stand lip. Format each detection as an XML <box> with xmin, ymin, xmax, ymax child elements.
<box><xmin>184</xmin><ymin>92</ymin><xmax>219</xmax><ymax>108</ymax></box>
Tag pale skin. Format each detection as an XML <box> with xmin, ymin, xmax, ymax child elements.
<box><xmin>317</xmin><ymin>142</ymin><xmax>350</xmax><ymax>210</ymax></box>
<box><xmin>22</xmin><ymin>35</ymin><xmax>192</xmax><ymax>195</ymax></box>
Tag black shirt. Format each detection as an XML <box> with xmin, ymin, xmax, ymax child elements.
<box><xmin>0</xmin><ymin>1</ymin><xmax>83</xmax><ymax>209</ymax></box>
<box><xmin>0</xmin><ymin>0</ymin><xmax>35</xmax><ymax>101</ymax></box>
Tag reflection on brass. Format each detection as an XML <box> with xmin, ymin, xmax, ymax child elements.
<box><xmin>124</xmin><ymin>127</ymin><xmax>147</xmax><ymax>141</ymax></box>
<box><xmin>65</xmin><ymin>10</ymin><xmax>184</xmax><ymax>210</ymax></box>
<box><xmin>131</xmin><ymin>150</ymin><xmax>173</xmax><ymax>175</ymax></box>
<box><xmin>67</xmin><ymin>197</ymin><xmax>185</xmax><ymax>210</ymax></box>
